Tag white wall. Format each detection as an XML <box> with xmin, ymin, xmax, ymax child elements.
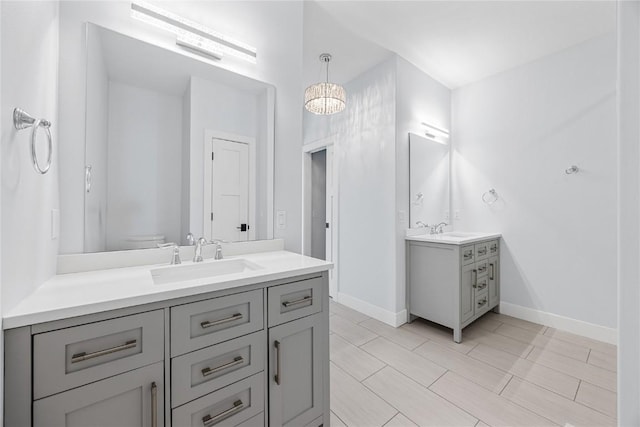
<box><xmin>617</xmin><ymin>2</ymin><xmax>640</xmax><ymax>424</ymax></box>
<box><xmin>58</xmin><ymin>1</ymin><xmax>304</xmax><ymax>253</ymax></box>
<box><xmin>188</xmin><ymin>76</ymin><xmax>258</xmax><ymax>239</ymax></box>
<box><xmin>452</xmin><ymin>33</ymin><xmax>618</xmax><ymax>329</ymax></box>
<box><xmin>304</xmin><ymin>57</ymin><xmax>399</xmax><ymax>317</ymax></box>
<box><xmin>1</xmin><ymin>1</ymin><xmax>60</xmax><ymax>313</ymax></box>
<box><xmin>395</xmin><ymin>57</ymin><xmax>451</xmax><ymax>315</ymax></box>
<box><xmin>106</xmin><ymin>82</ymin><xmax>183</xmax><ymax>250</ymax></box>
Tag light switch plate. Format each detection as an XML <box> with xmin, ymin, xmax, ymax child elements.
<box><xmin>444</xmin><ymin>210</ymin><xmax>450</xmax><ymax>220</ymax></box>
<box><xmin>277</xmin><ymin>210</ymin><xmax>286</xmax><ymax>229</ymax></box>
<box><xmin>454</xmin><ymin>210</ymin><xmax>461</xmax><ymax>220</ymax></box>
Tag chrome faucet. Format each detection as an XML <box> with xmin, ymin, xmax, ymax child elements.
<box><xmin>434</xmin><ymin>222</ymin><xmax>448</xmax><ymax>234</ymax></box>
<box><xmin>158</xmin><ymin>243</ymin><xmax>181</xmax><ymax>265</ymax></box>
<box><xmin>415</xmin><ymin>221</ymin><xmax>429</xmax><ymax>228</ymax></box>
<box><xmin>185</xmin><ymin>232</ymin><xmax>195</xmax><ymax>246</ymax></box>
<box><xmin>193</xmin><ymin>237</ymin><xmax>209</xmax><ymax>262</ymax></box>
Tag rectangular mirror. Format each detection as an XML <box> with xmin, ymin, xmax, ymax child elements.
<box><xmin>76</xmin><ymin>24</ymin><xmax>274</xmax><ymax>253</ymax></box>
<box><xmin>409</xmin><ymin>132</ymin><xmax>450</xmax><ymax>228</ymax></box>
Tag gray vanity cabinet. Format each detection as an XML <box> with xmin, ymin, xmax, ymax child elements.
<box><xmin>268</xmin><ymin>313</ymin><xmax>324</xmax><ymax>427</ymax></box>
<box><xmin>407</xmin><ymin>239</ymin><xmax>500</xmax><ymax>343</ymax></box>
<box><xmin>4</xmin><ymin>271</ymin><xmax>329</xmax><ymax>427</ymax></box>
<box><xmin>33</xmin><ymin>362</ymin><xmax>163</xmax><ymax>427</ymax></box>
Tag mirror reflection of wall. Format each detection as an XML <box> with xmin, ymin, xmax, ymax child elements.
<box><xmin>409</xmin><ymin>132</ymin><xmax>450</xmax><ymax>229</ymax></box>
<box><xmin>77</xmin><ymin>24</ymin><xmax>275</xmax><ymax>254</ymax></box>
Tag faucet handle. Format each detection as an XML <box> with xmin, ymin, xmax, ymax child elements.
<box><xmin>157</xmin><ymin>243</ymin><xmax>181</xmax><ymax>265</ymax></box>
<box><xmin>186</xmin><ymin>233</ymin><xmax>195</xmax><ymax>246</ymax></box>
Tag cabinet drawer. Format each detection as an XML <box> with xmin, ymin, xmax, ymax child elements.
<box><xmin>474</xmin><ymin>275</ymin><xmax>489</xmax><ymax>295</ymax></box>
<box><xmin>461</xmin><ymin>246</ymin><xmax>475</xmax><ymax>266</ymax></box>
<box><xmin>488</xmin><ymin>240</ymin><xmax>499</xmax><ymax>256</ymax></box>
<box><xmin>172</xmin><ymin>330</ymin><xmax>266</xmax><ymax>407</ymax></box>
<box><xmin>476</xmin><ymin>260</ymin><xmax>489</xmax><ymax>277</ymax></box>
<box><xmin>172</xmin><ymin>372</ymin><xmax>264</xmax><ymax>427</ymax></box>
<box><xmin>475</xmin><ymin>242</ymin><xmax>489</xmax><ymax>260</ymax></box>
<box><xmin>475</xmin><ymin>292</ymin><xmax>490</xmax><ymax>316</ymax></box>
<box><xmin>34</xmin><ymin>361</ymin><xmax>163</xmax><ymax>427</ymax></box>
<box><xmin>236</xmin><ymin>412</ymin><xmax>265</xmax><ymax>427</ymax></box>
<box><xmin>267</xmin><ymin>277</ymin><xmax>323</xmax><ymax>327</ymax></box>
<box><xmin>33</xmin><ymin>310</ymin><xmax>164</xmax><ymax>399</ymax></box>
<box><xmin>171</xmin><ymin>290</ymin><xmax>263</xmax><ymax>357</ymax></box>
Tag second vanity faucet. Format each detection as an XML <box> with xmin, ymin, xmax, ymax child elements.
<box><xmin>193</xmin><ymin>237</ymin><xmax>226</xmax><ymax>262</ymax></box>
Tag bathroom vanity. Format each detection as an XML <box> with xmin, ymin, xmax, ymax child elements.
<box><xmin>406</xmin><ymin>231</ymin><xmax>501</xmax><ymax>343</ymax></box>
<box><xmin>3</xmin><ymin>247</ymin><xmax>331</xmax><ymax>427</ymax></box>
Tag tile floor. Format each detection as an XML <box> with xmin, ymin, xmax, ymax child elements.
<box><xmin>328</xmin><ymin>300</ymin><xmax>617</xmax><ymax>427</ymax></box>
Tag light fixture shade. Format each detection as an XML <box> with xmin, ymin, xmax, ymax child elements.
<box><xmin>304</xmin><ymin>82</ymin><xmax>346</xmax><ymax>115</ymax></box>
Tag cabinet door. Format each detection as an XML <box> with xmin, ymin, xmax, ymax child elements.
<box><xmin>33</xmin><ymin>362</ymin><xmax>163</xmax><ymax>427</ymax></box>
<box><xmin>460</xmin><ymin>264</ymin><xmax>476</xmax><ymax>323</ymax></box>
<box><xmin>269</xmin><ymin>313</ymin><xmax>324</xmax><ymax>427</ymax></box>
<box><xmin>488</xmin><ymin>255</ymin><xmax>499</xmax><ymax>308</ymax></box>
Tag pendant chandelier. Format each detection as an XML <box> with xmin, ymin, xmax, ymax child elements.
<box><xmin>304</xmin><ymin>53</ymin><xmax>346</xmax><ymax>115</ymax></box>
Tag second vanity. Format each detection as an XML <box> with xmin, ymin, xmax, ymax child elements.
<box><xmin>3</xmin><ymin>242</ymin><xmax>331</xmax><ymax>427</ymax></box>
<box><xmin>406</xmin><ymin>231</ymin><xmax>501</xmax><ymax>343</ymax></box>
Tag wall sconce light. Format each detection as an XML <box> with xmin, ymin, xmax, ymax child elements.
<box><xmin>131</xmin><ymin>1</ymin><xmax>257</xmax><ymax>63</ymax></box>
<box><xmin>421</xmin><ymin>122</ymin><xmax>450</xmax><ymax>144</ymax></box>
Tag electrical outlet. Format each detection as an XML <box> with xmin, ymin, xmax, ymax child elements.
<box><xmin>51</xmin><ymin>209</ymin><xmax>60</xmax><ymax>240</ymax></box>
<box><xmin>444</xmin><ymin>210</ymin><xmax>450</xmax><ymax>220</ymax></box>
<box><xmin>454</xmin><ymin>210</ymin><xmax>461</xmax><ymax>220</ymax></box>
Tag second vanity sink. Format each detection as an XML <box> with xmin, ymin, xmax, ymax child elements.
<box><xmin>150</xmin><ymin>258</ymin><xmax>264</xmax><ymax>285</ymax></box>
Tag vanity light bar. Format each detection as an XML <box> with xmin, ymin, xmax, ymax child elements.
<box><xmin>131</xmin><ymin>1</ymin><xmax>257</xmax><ymax>63</ymax></box>
<box><xmin>421</xmin><ymin>122</ymin><xmax>450</xmax><ymax>144</ymax></box>
<box><xmin>176</xmin><ymin>34</ymin><xmax>224</xmax><ymax>61</ymax></box>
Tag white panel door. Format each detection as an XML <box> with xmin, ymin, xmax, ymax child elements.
<box><xmin>210</xmin><ymin>139</ymin><xmax>249</xmax><ymax>242</ymax></box>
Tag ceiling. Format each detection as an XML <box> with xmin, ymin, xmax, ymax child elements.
<box><xmin>306</xmin><ymin>1</ymin><xmax>616</xmax><ymax>89</ymax></box>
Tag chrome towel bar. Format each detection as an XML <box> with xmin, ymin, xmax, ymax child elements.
<box><xmin>13</xmin><ymin>108</ymin><xmax>53</xmax><ymax>174</ymax></box>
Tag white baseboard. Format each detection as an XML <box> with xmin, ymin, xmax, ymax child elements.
<box><xmin>499</xmin><ymin>301</ymin><xmax>617</xmax><ymax>345</ymax></box>
<box><xmin>336</xmin><ymin>292</ymin><xmax>407</xmax><ymax>327</ymax></box>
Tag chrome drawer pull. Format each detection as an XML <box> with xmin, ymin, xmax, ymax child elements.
<box><xmin>477</xmin><ymin>283</ymin><xmax>487</xmax><ymax>291</ymax></box>
<box><xmin>490</xmin><ymin>263</ymin><xmax>495</xmax><ymax>280</ymax></box>
<box><xmin>478</xmin><ymin>248</ymin><xmax>487</xmax><ymax>255</ymax></box>
<box><xmin>478</xmin><ymin>265</ymin><xmax>487</xmax><ymax>273</ymax></box>
<box><xmin>282</xmin><ymin>295</ymin><xmax>312</xmax><ymax>308</ymax></box>
<box><xmin>477</xmin><ymin>298</ymin><xmax>488</xmax><ymax>308</ymax></box>
<box><xmin>202</xmin><ymin>356</ymin><xmax>244</xmax><ymax>377</ymax></box>
<box><xmin>202</xmin><ymin>400</ymin><xmax>244</xmax><ymax>426</ymax></box>
<box><xmin>472</xmin><ymin>269</ymin><xmax>478</xmax><ymax>288</ymax></box>
<box><xmin>151</xmin><ymin>382</ymin><xmax>158</xmax><ymax>427</ymax></box>
<box><xmin>463</xmin><ymin>252</ymin><xmax>473</xmax><ymax>260</ymax></box>
<box><xmin>71</xmin><ymin>339</ymin><xmax>137</xmax><ymax>363</ymax></box>
<box><xmin>201</xmin><ymin>313</ymin><xmax>243</xmax><ymax>329</ymax></box>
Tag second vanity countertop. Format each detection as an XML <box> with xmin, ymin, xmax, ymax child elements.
<box><xmin>4</xmin><ymin>250</ymin><xmax>332</xmax><ymax>330</ymax></box>
<box><xmin>405</xmin><ymin>230</ymin><xmax>502</xmax><ymax>245</ymax></box>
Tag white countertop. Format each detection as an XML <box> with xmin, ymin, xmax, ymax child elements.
<box><xmin>3</xmin><ymin>250</ymin><xmax>332</xmax><ymax>329</ymax></box>
<box><xmin>405</xmin><ymin>230</ymin><xmax>502</xmax><ymax>245</ymax></box>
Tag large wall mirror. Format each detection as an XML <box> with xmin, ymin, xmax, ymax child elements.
<box><xmin>75</xmin><ymin>24</ymin><xmax>274</xmax><ymax>253</ymax></box>
<box><xmin>409</xmin><ymin>132</ymin><xmax>450</xmax><ymax>228</ymax></box>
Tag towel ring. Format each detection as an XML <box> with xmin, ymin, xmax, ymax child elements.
<box><xmin>482</xmin><ymin>188</ymin><xmax>499</xmax><ymax>205</ymax></box>
<box><xmin>13</xmin><ymin>108</ymin><xmax>53</xmax><ymax>175</ymax></box>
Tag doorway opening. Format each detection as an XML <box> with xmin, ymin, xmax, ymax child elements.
<box><xmin>303</xmin><ymin>139</ymin><xmax>338</xmax><ymax>299</ymax></box>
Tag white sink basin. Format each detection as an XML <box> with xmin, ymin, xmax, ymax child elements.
<box><xmin>440</xmin><ymin>232</ymin><xmax>480</xmax><ymax>238</ymax></box>
<box><xmin>151</xmin><ymin>258</ymin><xmax>263</xmax><ymax>285</ymax></box>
